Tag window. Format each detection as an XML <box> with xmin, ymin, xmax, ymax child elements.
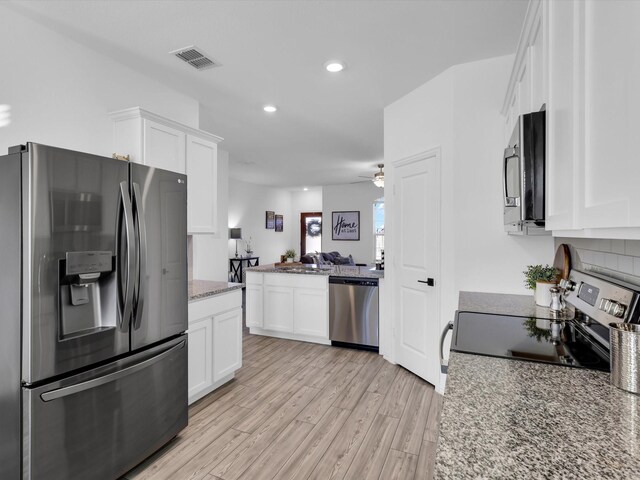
<box><xmin>374</xmin><ymin>199</ymin><xmax>384</xmax><ymax>261</ymax></box>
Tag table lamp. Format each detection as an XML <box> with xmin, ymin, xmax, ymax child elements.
<box><xmin>229</xmin><ymin>228</ymin><xmax>242</xmax><ymax>258</ymax></box>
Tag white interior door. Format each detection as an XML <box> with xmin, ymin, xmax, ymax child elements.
<box><xmin>393</xmin><ymin>150</ymin><xmax>440</xmax><ymax>385</ymax></box>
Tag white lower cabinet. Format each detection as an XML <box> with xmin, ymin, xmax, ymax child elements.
<box><xmin>263</xmin><ymin>285</ymin><xmax>294</xmax><ymax>332</ymax></box>
<box><xmin>213</xmin><ymin>308</ymin><xmax>242</xmax><ymax>381</ymax></box>
<box><xmin>293</xmin><ymin>288</ymin><xmax>328</xmax><ymax>338</ymax></box>
<box><xmin>187</xmin><ymin>317</ymin><xmax>213</xmax><ymax>402</ymax></box>
<box><xmin>246</xmin><ymin>272</ymin><xmax>329</xmax><ymax>344</ymax></box>
<box><xmin>245</xmin><ymin>273</ymin><xmax>263</xmax><ymax>328</ymax></box>
<box><xmin>187</xmin><ymin>290</ymin><xmax>242</xmax><ymax>404</ymax></box>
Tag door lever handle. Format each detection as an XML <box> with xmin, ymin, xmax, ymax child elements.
<box><xmin>418</xmin><ymin>278</ymin><xmax>435</xmax><ymax>286</ymax></box>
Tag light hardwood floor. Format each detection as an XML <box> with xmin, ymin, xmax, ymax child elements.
<box><xmin>123</xmin><ymin>329</ymin><xmax>442</xmax><ymax>480</ymax></box>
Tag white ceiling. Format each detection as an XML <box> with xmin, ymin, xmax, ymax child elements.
<box><xmin>10</xmin><ymin>0</ymin><xmax>527</xmax><ymax>187</ymax></box>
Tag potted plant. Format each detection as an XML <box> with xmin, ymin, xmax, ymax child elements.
<box><xmin>284</xmin><ymin>249</ymin><xmax>297</xmax><ymax>263</ymax></box>
<box><xmin>523</xmin><ymin>264</ymin><xmax>559</xmax><ymax>307</ymax></box>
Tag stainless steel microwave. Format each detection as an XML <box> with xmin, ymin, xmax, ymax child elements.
<box><xmin>503</xmin><ymin>111</ymin><xmax>548</xmax><ymax>235</ymax></box>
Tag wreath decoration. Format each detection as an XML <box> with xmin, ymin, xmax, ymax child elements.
<box><xmin>306</xmin><ymin>219</ymin><xmax>322</xmax><ymax>237</ymax></box>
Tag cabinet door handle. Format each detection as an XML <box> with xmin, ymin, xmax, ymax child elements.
<box><xmin>418</xmin><ymin>278</ymin><xmax>435</xmax><ymax>286</ymax></box>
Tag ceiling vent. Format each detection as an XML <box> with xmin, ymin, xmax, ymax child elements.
<box><xmin>170</xmin><ymin>46</ymin><xmax>219</xmax><ymax>71</ymax></box>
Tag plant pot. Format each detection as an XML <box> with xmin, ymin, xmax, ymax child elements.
<box><xmin>286</xmin><ymin>258</ymin><xmax>294</xmax><ymax>263</ymax></box>
<box><xmin>535</xmin><ymin>280</ymin><xmax>556</xmax><ymax>307</ymax></box>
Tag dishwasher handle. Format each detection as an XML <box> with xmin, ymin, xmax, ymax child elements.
<box><xmin>329</xmin><ymin>276</ymin><xmax>378</xmax><ymax>286</ymax></box>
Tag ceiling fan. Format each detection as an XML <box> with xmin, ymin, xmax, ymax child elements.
<box><xmin>353</xmin><ymin>164</ymin><xmax>384</xmax><ymax>188</ymax></box>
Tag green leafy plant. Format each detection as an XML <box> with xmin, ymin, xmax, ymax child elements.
<box><xmin>284</xmin><ymin>249</ymin><xmax>297</xmax><ymax>259</ymax></box>
<box><xmin>524</xmin><ymin>317</ymin><xmax>552</xmax><ymax>342</ymax></box>
<box><xmin>523</xmin><ymin>264</ymin><xmax>559</xmax><ymax>290</ymax></box>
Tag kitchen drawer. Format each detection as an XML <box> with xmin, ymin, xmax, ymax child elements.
<box><xmin>188</xmin><ymin>289</ymin><xmax>242</xmax><ymax>322</ymax></box>
<box><xmin>245</xmin><ymin>272</ymin><xmax>263</xmax><ymax>285</ymax></box>
<box><xmin>264</xmin><ymin>273</ymin><xmax>327</xmax><ymax>290</ymax></box>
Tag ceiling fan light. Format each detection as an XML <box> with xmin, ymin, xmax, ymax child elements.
<box><xmin>373</xmin><ymin>173</ymin><xmax>384</xmax><ymax>188</ymax></box>
<box><xmin>372</xmin><ymin>163</ymin><xmax>384</xmax><ymax>188</ymax></box>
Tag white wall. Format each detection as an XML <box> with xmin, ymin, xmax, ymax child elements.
<box><xmin>228</xmin><ymin>179</ymin><xmax>295</xmax><ymax>264</ymax></box>
<box><xmin>322</xmin><ymin>182</ymin><xmax>383</xmax><ymax>265</ymax></box>
<box><xmin>192</xmin><ymin>149</ymin><xmax>230</xmax><ymax>281</ymax></box>
<box><xmin>291</xmin><ymin>188</ymin><xmax>323</xmax><ymax>255</ymax></box>
<box><xmin>0</xmin><ymin>6</ymin><xmax>199</xmax><ymax>155</ymax></box>
<box><xmin>451</xmin><ymin>58</ymin><xmax>553</xmax><ymax>298</ymax></box>
<box><xmin>384</xmin><ymin>54</ymin><xmax>555</xmax><ymax>392</ymax></box>
<box><xmin>0</xmin><ymin>7</ymin><xmax>235</xmax><ymax>282</ymax></box>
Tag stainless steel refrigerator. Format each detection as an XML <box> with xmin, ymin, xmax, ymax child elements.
<box><xmin>0</xmin><ymin>143</ymin><xmax>188</xmax><ymax>480</ymax></box>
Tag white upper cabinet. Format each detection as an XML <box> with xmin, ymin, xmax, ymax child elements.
<box><xmin>546</xmin><ymin>0</ymin><xmax>578</xmax><ymax>231</ymax></box>
<box><xmin>502</xmin><ymin>0</ymin><xmax>546</xmax><ymax>140</ymax></box>
<box><xmin>143</xmin><ymin>119</ymin><xmax>186</xmax><ymax>173</ymax></box>
<box><xmin>505</xmin><ymin>1</ymin><xmax>640</xmax><ymax>238</ymax></box>
<box><xmin>580</xmin><ymin>1</ymin><xmax>640</xmax><ymax>231</ymax></box>
<box><xmin>110</xmin><ymin>107</ymin><xmax>223</xmax><ymax>234</ymax></box>
<box><xmin>186</xmin><ymin>135</ymin><xmax>218</xmax><ymax>233</ymax></box>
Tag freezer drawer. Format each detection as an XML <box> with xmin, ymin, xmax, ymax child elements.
<box><xmin>23</xmin><ymin>336</ymin><xmax>187</xmax><ymax>480</ymax></box>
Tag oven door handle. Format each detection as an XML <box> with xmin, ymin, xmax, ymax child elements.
<box><xmin>440</xmin><ymin>321</ymin><xmax>454</xmax><ymax>374</ymax></box>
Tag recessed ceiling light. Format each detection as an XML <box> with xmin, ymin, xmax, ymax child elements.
<box><xmin>325</xmin><ymin>61</ymin><xmax>345</xmax><ymax>73</ymax></box>
<box><xmin>303</xmin><ymin>187</ymin><xmax>308</xmax><ymax>191</ymax></box>
<box><xmin>263</xmin><ymin>105</ymin><xmax>277</xmax><ymax>113</ymax></box>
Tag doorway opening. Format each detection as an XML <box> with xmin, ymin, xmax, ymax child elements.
<box><xmin>300</xmin><ymin>212</ymin><xmax>322</xmax><ymax>256</ymax></box>
<box><xmin>373</xmin><ymin>198</ymin><xmax>384</xmax><ymax>261</ymax></box>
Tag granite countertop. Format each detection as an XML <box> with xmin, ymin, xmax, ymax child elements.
<box><xmin>245</xmin><ymin>263</ymin><xmax>384</xmax><ymax>279</ymax></box>
<box><xmin>435</xmin><ymin>291</ymin><xmax>640</xmax><ymax>479</ymax></box>
<box><xmin>188</xmin><ymin>280</ymin><xmax>243</xmax><ymax>302</ymax></box>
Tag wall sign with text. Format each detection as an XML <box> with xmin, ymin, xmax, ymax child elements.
<box><xmin>331</xmin><ymin>211</ymin><xmax>360</xmax><ymax>241</ymax></box>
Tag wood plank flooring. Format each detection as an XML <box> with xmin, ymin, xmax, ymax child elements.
<box><xmin>122</xmin><ymin>329</ymin><xmax>443</xmax><ymax>480</ymax></box>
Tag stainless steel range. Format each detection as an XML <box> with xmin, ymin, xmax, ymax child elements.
<box><xmin>441</xmin><ymin>269</ymin><xmax>640</xmax><ymax>373</ymax></box>
<box><xmin>0</xmin><ymin>143</ymin><xmax>188</xmax><ymax>480</ymax></box>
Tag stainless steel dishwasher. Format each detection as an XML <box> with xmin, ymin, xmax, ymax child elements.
<box><xmin>329</xmin><ymin>277</ymin><xmax>379</xmax><ymax>350</ymax></box>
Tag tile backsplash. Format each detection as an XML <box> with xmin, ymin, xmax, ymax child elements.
<box><xmin>555</xmin><ymin>238</ymin><xmax>640</xmax><ymax>287</ymax></box>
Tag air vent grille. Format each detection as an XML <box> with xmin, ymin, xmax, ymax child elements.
<box><xmin>171</xmin><ymin>46</ymin><xmax>218</xmax><ymax>71</ymax></box>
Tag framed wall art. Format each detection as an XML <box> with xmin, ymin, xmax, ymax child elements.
<box><xmin>331</xmin><ymin>211</ymin><xmax>360</xmax><ymax>241</ymax></box>
<box><xmin>275</xmin><ymin>214</ymin><xmax>284</xmax><ymax>232</ymax></box>
<box><xmin>265</xmin><ymin>211</ymin><xmax>275</xmax><ymax>229</ymax></box>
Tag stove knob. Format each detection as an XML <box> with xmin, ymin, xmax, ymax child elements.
<box><xmin>610</xmin><ymin>301</ymin><xmax>627</xmax><ymax>318</ymax></box>
<box><xmin>560</xmin><ymin>279</ymin><xmax>576</xmax><ymax>291</ymax></box>
<box><xmin>599</xmin><ymin>298</ymin><xmax>612</xmax><ymax>312</ymax></box>
<box><xmin>600</xmin><ymin>298</ymin><xmax>627</xmax><ymax>318</ymax></box>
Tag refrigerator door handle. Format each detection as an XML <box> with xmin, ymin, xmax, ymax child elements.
<box><xmin>40</xmin><ymin>340</ymin><xmax>186</xmax><ymax>402</ymax></box>
<box><xmin>117</xmin><ymin>181</ymin><xmax>135</xmax><ymax>331</ymax></box>
<box><xmin>132</xmin><ymin>182</ymin><xmax>147</xmax><ymax>330</ymax></box>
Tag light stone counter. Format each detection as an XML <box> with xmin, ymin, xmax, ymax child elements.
<box><xmin>188</xmin><ymin>280</ymin><xmax>243</xmax><ymax>302</ymax></box>
<box><xmin>246</xmin><ymin>263</ymin><xmax>384</xmax><ymax>279</ymax></box>
<box><xmin>435</xmin><ymin>291</ymin><xmax>640</xmax><ymax>479</ymax></box>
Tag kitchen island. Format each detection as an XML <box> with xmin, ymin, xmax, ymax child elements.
<box><xmin>245</xmin><ymin>263</ymin><xmax>384</xmax><ymax>279</ymax></box>
<box><xmin>245</xmin><ymin>264</ymin><xmax>383</xmax><ymax>345</ymax></box>
<box><xmin>435</xmin><ymin>292</ymin><xmax>640</xmax><ymax>479</ymax></box>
